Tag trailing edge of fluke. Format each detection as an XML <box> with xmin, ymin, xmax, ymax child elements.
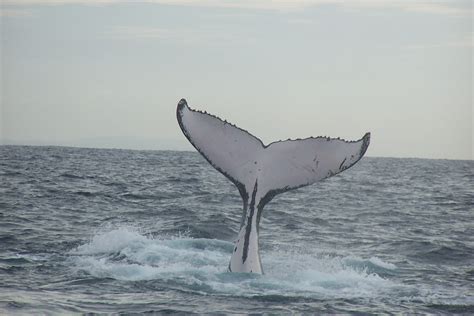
<box><xmin>176</xmin><ymin>98</ymin><xmax>370</xmax><ymax>274</ymax></box>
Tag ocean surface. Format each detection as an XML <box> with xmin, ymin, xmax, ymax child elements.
<box><xmin>0</xmin><ymin>145</ymin><xmax>473</xmax><ymax>314</ymax></box>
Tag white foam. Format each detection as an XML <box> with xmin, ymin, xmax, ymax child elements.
<box><xmin>74</xmin><ymin>228</ymin><xmax>150</xmax><ymax>255</ymax></box>
<box><xmin>71</xmin><ymin>228</ymin><xmax>402</xmax><ymax>299</ymax></box>
<box><xmin>75</xmin><ymin>257</ymin><xmax>161</xmax><ymax>281</ymax></box>
<box><xmin>261</xmin><ymin>251</ymin><xmax>395</xmax><ymax>299</ymax></box>
<box><xmin>368</xmin><ymin>256</ymin><xmax>397</xmax><ymax>270</ymax></box>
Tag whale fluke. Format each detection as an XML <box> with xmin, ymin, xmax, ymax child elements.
<box><xmin>176</xmin><ymin>98</ymin><xmax>370</xmax><ymax>274</ymax></box>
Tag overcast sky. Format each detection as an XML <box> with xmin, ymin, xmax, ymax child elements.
<box><xmin>1</xmin><ymin>0</ymin><xmax>472</xmax><ymax>159</ymax></box>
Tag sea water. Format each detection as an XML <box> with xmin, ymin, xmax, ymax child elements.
<box><xmin>0</xmin><ymin>145</ymin><xmax>473</xmax><ymax>314</ymax></box>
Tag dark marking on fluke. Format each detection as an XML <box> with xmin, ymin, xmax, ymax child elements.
<box><xmin>339</xmin><ymin>158</ymin><xmax>347</xmax><ymax>170</ymax></box>
<box><xmin>242</xmin><ymin>180</ymin><xmax>258</xmax><ymax>263</ymax></box>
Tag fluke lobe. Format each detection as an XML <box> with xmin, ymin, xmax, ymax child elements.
<box><xmin>176</xmin><ymin>98</ymin><xmax>370</xmax><ymax>274</ymax></box>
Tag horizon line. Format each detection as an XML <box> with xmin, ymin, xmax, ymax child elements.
<box><xmin>1</xmin><ymin>143</ymin><xmax>472</xmax><ymax>162</ymax></box>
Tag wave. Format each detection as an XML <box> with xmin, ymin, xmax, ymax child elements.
<box><xmin>70</xmin><ymin>228</ymin><xmax>401</xmax><ymax>299</ymax></box>
<box><xmin>60</xmin><ymin>173</ymin><xmax>85</xmax><ymax>179</ymax></box>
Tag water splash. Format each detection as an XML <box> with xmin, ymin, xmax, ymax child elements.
<box><xmin>71</xmin><ymin>228</ymin><xmax>400</xmax><ymax>299</ymax></box>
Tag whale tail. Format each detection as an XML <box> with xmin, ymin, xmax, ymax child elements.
<box><xmin>176</xmin><ymin>98</ymin><xmax>370</xmax><ymax>273</ymax></box>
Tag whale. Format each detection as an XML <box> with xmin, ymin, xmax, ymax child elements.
<box><xmin>176</xmin><ymin>98</ymin><xmax>370</xmax><ymax>274</ymax></box>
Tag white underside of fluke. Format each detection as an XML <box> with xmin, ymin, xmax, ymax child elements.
<box><xmin>176</xmin><ymin>98</ymin><xmax>370</xmax><ymax>274</ymax></box>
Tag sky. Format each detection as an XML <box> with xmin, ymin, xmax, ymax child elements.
<box><xmin>1</xmin><ymin>0</ymin><xmax>472</xmax><ymax>159</ymax></box>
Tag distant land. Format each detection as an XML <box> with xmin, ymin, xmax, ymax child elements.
<box><xmin>1</xmin><ymin>137</ymin><xmax>192</xmax><ymax>151</ymax></box>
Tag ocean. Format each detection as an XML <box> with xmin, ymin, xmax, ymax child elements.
<box><xmin>1</xmin><ymin>145</ymin><xmax>473</xmax><ymax>314</ymax></box>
